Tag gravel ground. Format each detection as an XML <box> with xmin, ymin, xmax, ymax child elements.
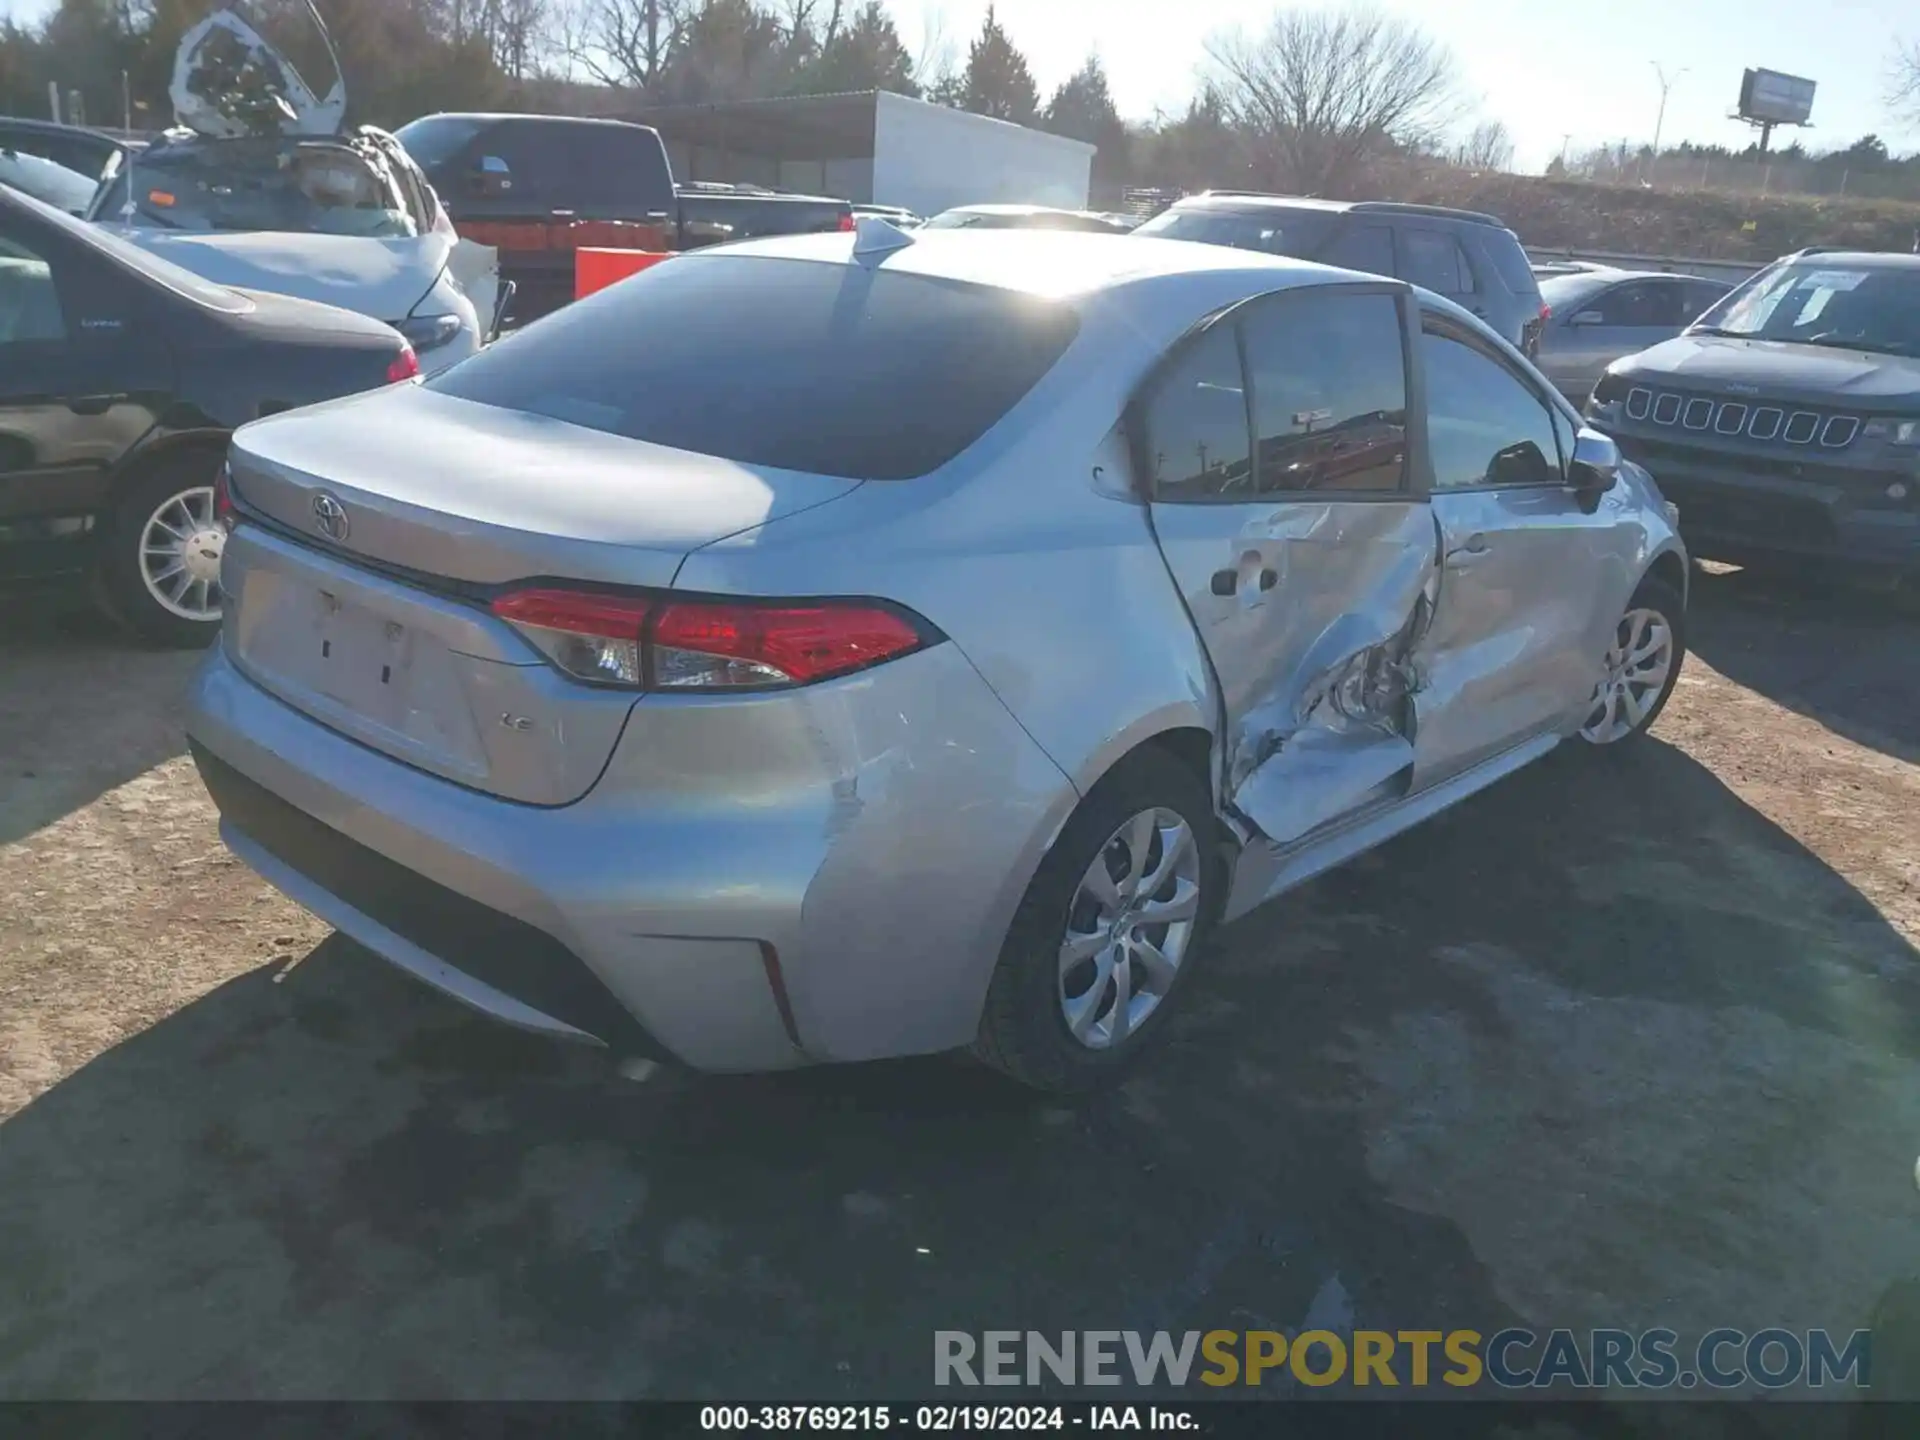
<box><xmin>0</xmin><ymin>568</ymin><xmax>1915</xmax><ymax>1412</ymax></box>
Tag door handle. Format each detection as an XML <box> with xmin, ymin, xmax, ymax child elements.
<box><xmin>66</xmin><ymin>394</ymin><xmax>122</xmax><ymax>415</ymax></box>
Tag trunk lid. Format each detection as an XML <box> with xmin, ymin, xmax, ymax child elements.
<box><xmin>222</xmin><ymin>383</ymin><xmax>862</xmax><ymax>802</ymax></box>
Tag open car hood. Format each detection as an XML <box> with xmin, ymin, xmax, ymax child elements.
<box><xmin>171</xmin><ymin>8</ymin><xmax>345</xmax><ymax>139</ymax></box>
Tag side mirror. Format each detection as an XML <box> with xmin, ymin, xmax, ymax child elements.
<box><xmin>1487</xmin><ymin>439</ymin><xmax>1553</xmax><ymax>487</ymax></box>
<box><xmin>472</xmin><ymin>154</ymin><xmax>513</xmax><ymax>198</ymax></box>
<box><xmin>1570</xmin><ymin>309</ymin><xmax>1606</xmax><ymax>327</ymax></box>
<box><xmin>1568</xmin><ymin>428</ymin><xmax>1621</xmax><ymax>508</ymax></box>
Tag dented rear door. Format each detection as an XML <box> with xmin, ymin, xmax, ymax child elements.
<box><xmin>1141</xmin><ymin>284</ymin><xmax>1439</xmax><ymax>848</ymax></box>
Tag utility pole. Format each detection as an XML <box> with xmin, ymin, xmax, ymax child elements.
<box><xmin>1650</xmin><ymin>62</ymin><xmax>1688</xmax><ymax>167</ymax></box>
<box><xmin>1558</xmin><ymin>133</ymin><xmax>1572</xmax><ymax>169</ymax></box>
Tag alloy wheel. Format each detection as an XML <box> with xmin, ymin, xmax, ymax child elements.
<box><xmin>1581</xmin><ymin>606</ymin><xmax>1675</xmax><ymax>744</ymax></box>
<box><xmin>138</xmin><ymin>485</ymin><xmax>225</xmax><ymax>623</ymax></box>
<box><xmin>1058</xmin><ymin>807</ymin><xmax>1202</xmax><ymax>1050</ymax></box>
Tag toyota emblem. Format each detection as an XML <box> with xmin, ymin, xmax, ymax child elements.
<box><xmin>312</xmin><ymin>491</ymin><xmax>350</xmax><ymax>542</ymax></box>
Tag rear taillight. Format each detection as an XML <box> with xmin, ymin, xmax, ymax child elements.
<box><xmin>837</xmin><ymin>212</ymin><xmax>856</xmax><ymax>232</ymax></box>
<box><xmin>489</xmin><ymin>587</ymin><xmax>936</xmax><ymax>691</ymax></box>
<box><xmin>386</xmin><ymin>346</ymin><xmax>420</xmax><ymax>384</ymax></box>
<box><xmin>1540</xmin><ymin>303</ymin><xmax>1552</xmax><ymax>322</ymax></box>
<box><xmin>214</xmin><ymin>461</ymin><xmax>236</xmax><ymax>530</ymax></box>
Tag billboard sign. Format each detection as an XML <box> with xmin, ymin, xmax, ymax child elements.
<box><xmin>1738</xmin><ymin>69</ymin><xmax>1817</xmax><ymax>126</ymax></box>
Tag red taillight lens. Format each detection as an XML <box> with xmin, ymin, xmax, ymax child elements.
<box><xmin>489</xmin><ymin>588</ymin><xmax>932</xmax><ymax>690</ymax></box>
<box><xmin>386</xmin><ymin>345</ymin><xmax>420</xmax><ymax>384</ymax></box>
<box><xmin>1540</xmin><ymin>303</ymin><xmax>1552</xmax><ymax>321</ymax></box>
<box><xmin>213</xmin><ymin>462</ymin><xmax>236</xmax><ymax>528</ymax></box>
<box><xmin>837</xmin><ymin>212</ymin><xmax>856</xmax><ymax>232</ymax></box>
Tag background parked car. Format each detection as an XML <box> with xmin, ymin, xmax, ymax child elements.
<box><xmin>851</xmin><ymin>203</ymin><xmax>922</xmax><ymax>228</ymax></box>
<box><xmin>88</xmin><ymin>127</ymin><xmax>497</xmax><ymax>374</ymax></box>
<box><xmin>921</xmin><ymin>203</ymin><xmax>1135</xmax><ymax>233</ymax></box>
<box><xmin>1534</xmin><ymin>269</ymin><xmax>1732</xmax><ymax>402</ymax></box>
<box><xmin>1132</xmin><ymin>192</ymin><xmax>1549</xmax><ymax>356</ymax></box>
<box><xmin>394</xmin><ymin>113</ymin><xmax>854</xmax><ymax>325</ymax></box>
<box><xmin>0</xmin><ymin>185</ymin><xmax>419</xmax><ymax>646</ymax></box>
<box><xmin>186</xmin><ymin>226</ymin><xmax>1686</xmax><ymax>1093</ymax></box>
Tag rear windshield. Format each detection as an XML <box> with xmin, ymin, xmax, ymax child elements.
<box><xmin>93</xmin><ymin>139</ymin><xmax>417</xmax><ymax>238</ymax></box>
<box><xmin>428</xmin><ymin>255</ymin><xmax>1082</xmax><ymax>480</ymax></box>
<box><xmin>1133</xmin><ymin>206</ymin><xmax>1337</xmax><ymax>257</ymax></box>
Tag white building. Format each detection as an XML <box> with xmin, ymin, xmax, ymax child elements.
<box><xmin>630</xmin><ymin>89</ymin><xmax>1096</xmax><ymax>218</ymax></box>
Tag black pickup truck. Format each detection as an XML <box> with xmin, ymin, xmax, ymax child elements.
<box><xmin>393</xmin><ymin>113</ymin><xmax>853</xmax><ymax>324</ymax></box>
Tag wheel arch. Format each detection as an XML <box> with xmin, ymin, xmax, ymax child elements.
<box><xmin>109</xmin><ymin>429</ymin><xmax>232</xmax><ymax>501</ymax></box>
<box><xmin>1643</xmin><ymin>543</ymin><xmax>1689</xmax><ymax>606</ymax></box>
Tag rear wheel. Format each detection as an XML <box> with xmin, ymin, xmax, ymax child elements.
<box><xmin>973</xmin><ymin>750</ymin><xmax>1220</xmax><ymax>1093</ymax></box>
<box><xmin>98</xmin><ymin>456</ymin><xmax>227</xmax><ymax>649</ymax></box>
<box><xmin>1578</xmin><ymin>575</ymin><xmax>1686</xmax><ymax>748</ymax></box>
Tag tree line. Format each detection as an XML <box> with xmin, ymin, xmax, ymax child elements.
<box><xmin>5</xmin><ymin>0</ymin><xmax>1920</xmax><ymax>204</ymax></box>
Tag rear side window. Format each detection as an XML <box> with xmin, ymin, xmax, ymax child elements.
<box><xmin>487</xmin><ymin>121</ymin><xmax>674</xmax><ymax>212</ymax></box>
<box><xmin>1320</xmin><ymin>224</ymin><xmax>1395</xmax><ymax>277</ymax></box>
<box><xmin>1477</xmin><ymin>228</ymin><xmax>1541</xmax><ymax>299</ymax></box>
<box><xmin>1134</xmin><ymin>324</ymin><xmax>1251</xmax><ymax>499</ymax></box>
<box><xmin>428</xmin><ymin>255</ymin><xmax>1080</xmax><ymax>481</ymax></box>
<box><xmin>1401</xmin><ymin>229</ymin><xmax>1476</xmax><ymax>297</ymax></box>
<box><xmin>1242</xmin><ymin>290</ymin><xmax>1407</xmax><ymax>494</ymax></box>
<box><xmin>392</xmin><ymin>115</ymin><xmax>486</xmax><ymax>172</ymax></box>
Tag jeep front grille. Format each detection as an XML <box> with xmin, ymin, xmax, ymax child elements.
<box><xmin>1624</xmin><ymin>387</ymin><xmax>1862</xmax><ymax>450</ymax></box>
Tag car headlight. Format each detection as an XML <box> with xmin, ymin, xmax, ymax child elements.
<box><xmin>394</xmin><ymin>313</ymin><xmax>466</xmax><ymax>353</ymax></box>
<box><xmin>1862</xmin><ymin>418</ymin><xmax>1920</xmax><ymax>446</ymax></box>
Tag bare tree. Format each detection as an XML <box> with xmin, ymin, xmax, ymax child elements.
<box><xmin>1889</xmin><ymin>39</ymin><xmax>1920</xmax><ymax>126</ymax></box>
<box><xmin>914</xmin><ymin>5</ymin><xmax>960</xmax><ymax>103</ymax></box>
<box><xmin>1453</xmin><ymin>117</ymin><xmax>1514</xmax><ymax>172</ymax></box>
<box><xmin>1205</xmin><ymin>7</ymin><xmax>1460</xmax><ymax>196</ymax></box>
<box><xmin>562</xmin><ymin>0</ymin><xmax>687</xmax><ymax>89</ymax></box>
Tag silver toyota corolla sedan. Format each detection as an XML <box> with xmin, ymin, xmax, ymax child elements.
<box><xmin>186</xmin><ymin>222</ymin><xmax>1689</xmax><ymax>1092</ymax></box>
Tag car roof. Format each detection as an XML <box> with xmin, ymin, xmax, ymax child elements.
<box><xmin>706</xmin><ymin>228</ymin><xmax>1357</xmax><ymax>302</ymax></box>
<box><xmin>1171</xmin><ymin>192</ymin><xmax>1508</xmax><ymax>228</ymax></box>
<box><xmin>938</xmin><ymin>203</ymin><xmax>1088</xmax><ymax>217</ymax></box>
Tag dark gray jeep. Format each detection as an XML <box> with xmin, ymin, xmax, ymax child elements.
<box><xmin>1586</xmin><ymin>249</ymin><xmax>1920</xmax><ymax>582</ymax></box>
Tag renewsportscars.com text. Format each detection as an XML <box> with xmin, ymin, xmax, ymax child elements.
<box><xmin>934</xmin><ymin>1328</ymin><xmax>1870</xmax><ymax>1390</ymax></box>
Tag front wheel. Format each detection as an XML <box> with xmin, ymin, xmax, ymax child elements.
<box><xmin>973</xmin><ymin>750</ymin><xmax>1220</xmax><ymax>1093</ymax></box>
<box><xmin>1578</xmin><ymin>575</ymin><xmax>1686</xmax><ymax>748</ymax></box>
<box><xmin>98</xmin><ymin>457</ymin><xmax>227</xmax><ymax>649</ymax></box>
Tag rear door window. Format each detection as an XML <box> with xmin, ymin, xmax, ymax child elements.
<box><xmin>1241</xmin><ymin>289</ymin><xmax>1408</xmax><ymax>494</ymax></box>
<box><xmin>428</xmin><ymin>255</ymin><xmax>1081</xmax><ymax>480</ymax></box>
<box><xmin>1135</xmin><ymin>323</ymin><xmax>1252</xmax><ymax>500</ymax></box>
<box><xmin>1401</xmin><ymin>228</ymin><xmax>1475</xmax><ymax>298</ymax></box>
<box><xmin>1320</xmin><ymin>224</ymin><xmax>1395</xmax><ymax>277</ymax></box>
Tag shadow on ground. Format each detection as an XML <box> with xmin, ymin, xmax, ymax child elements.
<box><xmin>0</xmin><ymin>595</ymin><xmax>202</xmax><ymax>845</ymax></box>
<box><xmin>1686</xmin><ymin>565</ymin><xmax>1920</xmax><ymax>765</ymax></box>
<box><xmin>2</xmin><ymin>728</ymin><xmax>1913</xmax><ymax>1400</ymax></box>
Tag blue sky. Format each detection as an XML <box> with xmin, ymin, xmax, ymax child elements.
<box><xmin>6</xmin><ymin>0</ymin><xmax>1915</xmax><ymax>170</ymax></box>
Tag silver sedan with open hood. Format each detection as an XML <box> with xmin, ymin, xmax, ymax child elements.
<box><xmin>186</xmin><ymin>221</ymin><xmax>1688</xmax><ymax>1092</ymax></box>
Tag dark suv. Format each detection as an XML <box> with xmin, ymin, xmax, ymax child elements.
<box><xmin>1587</xmin><ymin>249</ymin><xmax>1920</xmax><ymax>583</ymax></box>
<box><xmin>1134</xmin><ymin>192</ymin><xmax>1547</xmax><ymax>355</ymax></box>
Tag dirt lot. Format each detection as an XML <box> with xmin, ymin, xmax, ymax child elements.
<box><xmin>0</xmin><ymin>569</ymin><xmax>1916</xmax><ymax>1407</ymax></box>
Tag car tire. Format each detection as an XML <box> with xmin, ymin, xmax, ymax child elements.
<box><xmin>973</xmin><ymin>748</ymin><xmax>1221</xmax><ymax>1093</ymax></box>
<box><xmin>1576</xmin><ymin>574</ymin><xmax>1686</xmax><ymax>750</ymax></box>
<box><xmin>98</xmin><ymin>454</ymin><xmax>228</xmax><ymax>649</ymax></box>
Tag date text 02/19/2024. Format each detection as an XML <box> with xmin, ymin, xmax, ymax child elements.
<box><xmin>699</xmin><ymin>1407</ymin><xmax>1195</xmax><ymax>1431</ymax></box>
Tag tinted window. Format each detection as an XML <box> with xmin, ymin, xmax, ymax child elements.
<box><xmin>1684</xmin><ymin>280</ymin><xmax>1730</xmax><ymax>319</ymax></box>
<box><xmin>1597</xmin><ymin>280</ymin><xmax>1685</xmax><ymax>328</ymax></box>
<box><xmin>1401</xmin><ymin>228</ymin><xmax>1474</xmax><ymax>296</ymax></box>
<box><xmin>1320</xmin><ymin>224</ymin><xmax>1395</xmax><ymax>277</ymax></box>
<box><xmin>0</xmin><ymin>233</ymin><xmax>66</xmax><ymax>343</ymax></box>
<box><xmin>1133</xmin><ymin>207</ymin><xmax>1338</xmax><ymax>258</ymax></box>
<box><xmin>1421</xmin><ymin>327</ymin><xmax>1563</xmax><ymax>490</ymax></box>
<box><xmin>1243</xmin><ymin>290</ymin><xmax>1406</xmax><ymax>494</ymax></box>
<box><xmin>1538</xmin><ymin>272</ymin><xmax>1613</xmax><ymax>315</ymax></box>
<box><xmin>393</xmin><ymin>115</ymin><xmax>487</xmax><ymax>171</ymax></box>
<box><xmin>1136</xmin><ymin>323</ymin><xmax>1251</xmax><ymax>500</ymax></box>
<box><xmin>1476</xmin><ymin>228</ymin><xmax>1539</xmax><ymax>298</ymax></box>
<box><xmin>487</xmin><ymin>120</ymin><xmax>673</xmax><ymax>211</ymax></box>
<box><xmin>429</xmin><ymin>256</ymin><xmax>1080</xmax><ymax>481</ymax></box>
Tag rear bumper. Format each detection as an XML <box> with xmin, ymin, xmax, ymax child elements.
<box><xmin>1616</xmin><ymin>437</ymin><xmax>1920</xmax><ymax>576</ymax></box>
<box><xmin>185</xmin><ymin>638</ymin><xmax>1074</xmax><ymax>1072</ymax></box>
